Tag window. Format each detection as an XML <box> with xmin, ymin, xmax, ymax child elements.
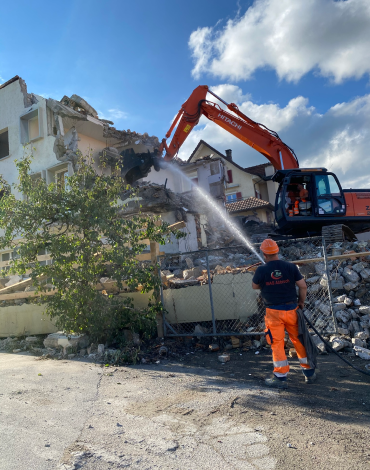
<box><xmin>1</xmin><ymin>252</ymin><xmax>11</xmax><ymax>262</ymax></box>
<box><xmin>315</xmin><ymin>174</ymin><xmax>341</xmax><ymax>197</ymax></box>
<box><xmin>226</xmin><ymin>193</ymin><xmax>237</xmax><ymax>202</ymax></box>
<box><xmin>20</xmin><ymin>107</ymin><xmax>43</xmax><ymax>144</ymax></box>
<box><xmin>227</xmin><ymin>169</ymin><xmax>233</xmax><ymax>183</ymax></box>
<box><xmin>0</xmin><ymin>128</ymin><xmax>9</xmax><ymax>160</ymax></box>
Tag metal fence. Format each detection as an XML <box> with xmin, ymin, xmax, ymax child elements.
<box><xmin>159</xmin><ymin>236</ymin><xmax>340</xmax><ymax>337</ymax></box>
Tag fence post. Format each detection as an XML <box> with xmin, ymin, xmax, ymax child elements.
<box><xmin>322</xmin><ymin>236</ymin><xmax>339</xmax><ymax>334</ymax></box>
<box><xmin>206</xmin><ymin>251</ymin><xmax>217</xmax><ymax>334</ymax></box>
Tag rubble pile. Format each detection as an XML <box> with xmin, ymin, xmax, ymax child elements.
<box><xmin>161</xmin><ymin>251</ymin><xmax>260</xmax><ymax>289</ymax></box>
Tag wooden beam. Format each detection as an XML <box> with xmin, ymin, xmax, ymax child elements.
<box><xmin>0</xmin><ymin>275</ymin><xmax>47</xmax><ymax>295</ymax></box>
<box><xmin>168</xmin><ymin>221</ymin><xmax>186</xmax><ymax>231</ymax></box>
<box><xmin>293</xmin><ymin>251</ymin><xmax>370</xmax><ymax>265</ymax></box>
<box><xmin>247</xmin><ymin>250</ymin><xmax>370</xmax><ymax>271</ymax></box>
<box><xmin>0</xmin><ymin>290</ymin><xmax>56</xmax><ymax>301</ymax></box>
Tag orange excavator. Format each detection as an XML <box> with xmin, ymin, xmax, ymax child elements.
<box><xmin>121</xmin><ymin>85</ymin><xmax>370</xmax><ymax>241</ymax></box>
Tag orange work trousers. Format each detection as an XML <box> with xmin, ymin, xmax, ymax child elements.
<box><xmin>265</xmin><ymin>307</ymin><xmax>312</xmax><ymax>377</ymax></box>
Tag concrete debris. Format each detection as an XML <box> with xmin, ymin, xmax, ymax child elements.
<box><xmin>353</xmin><ymin>345</ymin><xmax>370</xmax><ymax>360</ymax></box>
<box><xmin>44</xmin><ymin>332</ymin><xmax>89</xmax><ymax>351</ymax></box>
<box><xmin>218</xmin><ymin>354</ymin><xmax>230</xmax><ymax>363</ymax></box>
<box><xmin>61</xmin><ymin>94</ymin><xmax>98</xmax><ymax>118</ymax></box>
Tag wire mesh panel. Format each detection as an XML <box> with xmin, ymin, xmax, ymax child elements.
<box><xmin>159</xmin><ymin>236</ymin><xmax>347</xmax><ymax>337</ymax></box>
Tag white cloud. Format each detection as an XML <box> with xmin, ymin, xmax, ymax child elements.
<box><xmin>189</xmin><ymin>0</ymin><xmax>370</xmax><ymax>83</ymax></box>
<box><xmin>0</xmin><ymin>75</ymin><xmax>4</xmax><ymax>84</ymax></box>
<box><xmin>176</xmin><ymin>86</ymin><xmax>370</xmax><ymax>189</ymax></box>
<box><xmin>97</xmin><ymin>108</ymin><xmax>128</xmax><ymax>122</ymax></box>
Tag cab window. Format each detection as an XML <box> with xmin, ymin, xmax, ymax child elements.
<box><xmin>315</xmin><ymin>175</ymin><xmax>341</xmax><ymax>197</ymax></box>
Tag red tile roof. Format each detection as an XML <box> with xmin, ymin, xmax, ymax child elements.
<box><xmin>226</xmin><ymin>197</ymin><xmax>273</xmax><ymax>213</ymax></box>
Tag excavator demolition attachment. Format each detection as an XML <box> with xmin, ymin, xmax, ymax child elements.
<box><xmin>120</xmin><ymin>148</ymin><xmax>161</xmax><ymax>186</ymax></box>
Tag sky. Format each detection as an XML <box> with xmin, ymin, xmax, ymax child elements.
<box><xmin>1</xmin><ymin>0</ymin><xmax>370</xmax><ymax>188</ymax></box>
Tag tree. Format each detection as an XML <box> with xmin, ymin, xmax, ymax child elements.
<box><xmin>0</xmin><ymin>149</ymin><xmax>181</xmax><ymax>344</ymax></box>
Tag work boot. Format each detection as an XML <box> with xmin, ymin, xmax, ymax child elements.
<box><xmin>304</xmin><ymin>372</ymin><xmax>317</xmax><ymax>384</ymax></box>
<box><xmin>265</xmin><ymin>375</ymin><xmax>288</xmax><ymax>389</ymax></box>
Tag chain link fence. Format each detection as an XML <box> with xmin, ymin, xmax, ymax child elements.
<box><xmin>159</xmin><ymin>236</ymin><xmax>340</xmax><ymax>337</ymax></box>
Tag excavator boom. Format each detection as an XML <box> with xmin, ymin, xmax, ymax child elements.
<box><xmin>159</xmin><ymin>85</ymin><xmax>299</xmax><ymax>170</ymax></box>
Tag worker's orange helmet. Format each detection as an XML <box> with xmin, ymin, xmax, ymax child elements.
<box><xmin>260</xmin><ymin>238</ymin><xmax>279</xmax><ymax>255</ymax></box>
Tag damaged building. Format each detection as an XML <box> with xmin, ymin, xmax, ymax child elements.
<box><xmin>0</xmin><ymin>75</ymin><xmax>158</xmax><ymax>194</ymax></box>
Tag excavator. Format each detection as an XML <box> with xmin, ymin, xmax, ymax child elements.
<box><xmin>120</xmin><ymin>85</ymin><xmax>370</xmax><ymax>241</ymax></box>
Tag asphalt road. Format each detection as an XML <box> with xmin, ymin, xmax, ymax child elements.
<box><xmin>1</xmin><ymin>351</ymin><xmax>369</xmax><ymax>469</ymax></box>
<box><xmin>0</xmin><ymin>352</ymin><xmax>100</xmax><ymax>470</ymax></box>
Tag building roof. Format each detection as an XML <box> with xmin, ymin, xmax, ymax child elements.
<box><xmin>244</xmin><ymin>163</ymin><xmax>270</xmax><ymax>178</ymax></box>
<box><xmin>187</xmin><ymin>139</ymin><xmax>225</xmax><ymax>162</ymax></box>
<box><xmin>0</xmin><ymin>75</ymin><xmax>20</xmax><ymax>91</ymax></box>
<box><xmin>187</xmin><ymin>140</ymin><xmax>273</xmax><ymax>177</ymax></box>
<box><xmin>226</xmin><ymin>196</ymin><xmax>273</xmax><ymax>213</ymax></box>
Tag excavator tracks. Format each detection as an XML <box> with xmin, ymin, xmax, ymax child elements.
<box><xmin>322</xmin><ymin>224</ymin><xmax>357</xmax><ymax>243</ymax></box>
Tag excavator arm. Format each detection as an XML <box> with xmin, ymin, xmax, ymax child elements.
<box><xmin>158</xmin><ymin>85</ymin><xmax>299</xmax><ymax>170</ymax></box>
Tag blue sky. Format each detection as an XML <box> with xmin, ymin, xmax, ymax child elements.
<box><xmin>1</xmin><ymin>0</ymin><xmax>370</xmax><ymax>187</ymax></box>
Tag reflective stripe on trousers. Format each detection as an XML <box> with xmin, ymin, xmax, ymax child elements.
<box><xmin>265</xmin><ymin>307</ymin><xmax>313</xmax><ymax>377</ymax></box>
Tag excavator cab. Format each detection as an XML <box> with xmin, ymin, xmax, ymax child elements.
<box><xmin>274</xmin><ymin>169</ymin><xmax>348</xmax><ymax>237</ymax></box>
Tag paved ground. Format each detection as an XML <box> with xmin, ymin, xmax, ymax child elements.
<box><xmin>0</xmin><ymin>350</ymin><xmax>369</xmax><ymax>470</ymax></box>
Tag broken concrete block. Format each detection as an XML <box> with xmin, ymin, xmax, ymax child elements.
<box><xmin>97</xmin><ymin>344</ymin><xmax>105</xmax><ymax>355</ymax></box>
<box><xmin>360</xmin><ymin>269</ymin><xmax>370</xmax><ymax>280</ymax></box>
<box><xmin>335</xmin><ymin>311</ymin><xmax>350</xmax><ymax>324</ymax></box>
<box><xmin>359</xmin><ymin>306</ymin><xmax>370</xmax><ymax>315</ymax></box>
<box><xmin>354</xmin><ymin>299</ymin><xmax>361</xmax><ymax>306</ymax></box>
<box><xmin>185</xmin><ymin>257</ymin><xmax>194</xmax><ymax>269</ymax></box>
<box><xmin>355</xmin><ymin>331</ymin><xmax>369</xmax><ymax>341</ymax></box>
<box><xmin>352</xmin><ymin>262</ymin><xmax>366</xmax><ymax>273</ymax></box>
<box><xmin>5</xmin><ymin>275</ymin><xmax>22</xmax><ymax>287</ymax></box>
<box><xmin>337</xmin><ymin>327</ymin><xmax>349</xmax><ymax>335</ymax></box>
<box><xmin>349</xmin><ymin>320</ymin><xmax>361</xmax><ymax>333</ymax></box>
<box><xmin>318</xmin><ymin>303</ymin><xmax>331</xmax><ymax>316</ymax></box>
<box><xmin>311</xmin><ymin>334</ymin><xmax>326</xmax><ymax>353</ymax></box>
<box><xmin>43</xmin><ymin>332</ymin><xmax>89</xmax><ymax>350</ymax></box>
<box><xmin>193</xmin><ymin>324</ymin><xmax>207</xmax><ymax>336</ymax></box>
<box><xmin>353</xmin><ymin>345</ymin><xmax>370</xmax><ymax>360</ymax></box>
<box><xmin>333</xmin><ymin>303</ymin><xmax>347</xmax><ymax>312</ymax></box>
<box><xmin>344</xmin><ymin>282</ymin><xmax>358</xmax><ymax>292</ymax></box>
<box><xmin>172</xmin><ymin>269</ymin><xmax>183</xmax><ymax>278</ymax></box>
<box><xmin>343</xmin><ymin>297</ymin><xmax>353</xmax><ymax>306</ymax></box>
<box><xmin>25</xmin><ymin>336</ymin><xmax>39</xmax><ymax>343</ymax></box>
<box><xmin>352</xmin><ymin>338</ymin><xmax>365</xmax><ymax>347</ymax></box>
<box><xmin>218</xmin><ymin>354</ymin><xmax>230</xmax><ymax>363</ymax></box>
<box><xmin>330</xmin><ymin>336</ymin><xmax>350</xmax><ymax>351</ymax></box>
<box><xmin>343</xmin><ymin>267</ymin><xmax>360</xmax><ymax>283</ymax></box>
<box><xmin>306</xmin><ymin>276</ymin><xmax>320</xmax><ymax>284</ymax></box>
<box><xmin>308</xmin><ymin>284</ymin><xmax>321</xmax><ymax>294</ymax></box>
<box><xmin>231</xmin><ymin>336</ymin><xmax>241</xmax><ymax>348</ymax></box>
<box><xmin>183</xmin><ymin>267</ymin><xmax>202</xmax><ymax>280</ymax></box>
<box><xmin>315</xmin><ymin>263</ymin><xmax>326</xmax><ymax>276</ymax></box>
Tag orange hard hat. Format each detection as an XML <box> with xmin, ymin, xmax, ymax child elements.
<box><xmin>260</xmin><ymin>238</ymin><xmax>279</xmax><ymax>255</ymax></box>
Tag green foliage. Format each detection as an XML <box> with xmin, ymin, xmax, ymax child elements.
<box><xmin>0</xmin><ymin>148</ymin><xmax>183</xmax><ymax>342</ymax></box>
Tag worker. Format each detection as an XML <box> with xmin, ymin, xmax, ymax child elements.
<box><xmin>252</xmin><ymin>239</ymin><xmax>316</xmax><ymax>388</ymax></box>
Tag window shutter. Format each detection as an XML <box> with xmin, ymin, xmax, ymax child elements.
<box><xmin>227</xmin><ymin>169</ymin><xmax>233</xmax><ymax>183</ymax></box>
<box><xmin>236</xmin><ymin>192</ymin><xmax>242</xmax><ymax>200</ymax></box>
